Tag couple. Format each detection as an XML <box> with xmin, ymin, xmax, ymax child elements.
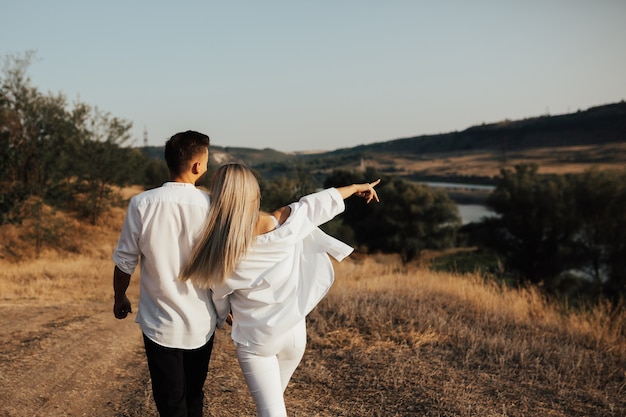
<box><xmin>112</xmin><ymin>130</ymin><xmax>380</xmax><ymax>417</ymax></box>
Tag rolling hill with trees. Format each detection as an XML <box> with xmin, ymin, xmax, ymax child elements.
<box><xmin>329</xmin><ymin>101</ymin><xmax>626</xmax><ymax>154</ymax></box>
<box><xmin>181</xmin><ymin>101</ymin><xmax>626</xmax><ymax>184</ymax></box>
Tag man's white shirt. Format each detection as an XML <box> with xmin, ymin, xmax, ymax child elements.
<box><xmin>113</xmin><ymin>182</ymin><xmax>216</xmax><ymax>349</ymax></box>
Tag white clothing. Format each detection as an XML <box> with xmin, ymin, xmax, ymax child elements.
<box><xmin>211</xmin><ymin>188</ymin><xmax>354</xmax><ymax>347</ymax></box>
<box><xmin>211</xmin><ymin>188</ymin><xmax>353</xmax><ymax>417</ymax></box>
<box><xmin>269</xmin><ymin>215</ymin><xmax>280</xmax><ymax>228</ymax></box>
<box><xmin>236</xmin><ymin>319</ymin><xmax>307</xmax><ymax>417</ymax></box>
<box><xmin>112</xmin><ymin>182</ymin><xmax>217</xmax><ymax>349</ymax></box>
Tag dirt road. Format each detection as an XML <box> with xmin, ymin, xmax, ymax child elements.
<box><xmin>0</xmin><ymin>301</ymin><xmax>255</xmax><ymax>417</ymax></box>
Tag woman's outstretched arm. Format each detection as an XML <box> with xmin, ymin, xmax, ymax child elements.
<box><xmin>258</xmin><ymin>179</ymin><xmax>381</xmax><ymax>234</ymax></box>
<box><xmin>335</xmin><ymin>179</ymin><xmax>381</xmax><ymax>203</ymax></box>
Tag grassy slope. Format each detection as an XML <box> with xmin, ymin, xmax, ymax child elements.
<box><xmin>1</xmin><ymin>206</ymin><xmax>624</xmax><ymax>416</ymax></box>
<box><xmin>294</xmin><ymin>255</ymin><xmax>626</xmax><ymax>416</ymax></box>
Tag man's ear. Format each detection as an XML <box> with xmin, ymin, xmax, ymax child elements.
<box><xmin>191</xmin><ymin>161</ymin><xmax>201</xmax><ymax>175</ymax></box>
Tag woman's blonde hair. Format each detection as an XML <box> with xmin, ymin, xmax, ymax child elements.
<box><xmin>180</xmin><ymin>163</ymin><xmax>260</xmax><ymax>288</ymax></box>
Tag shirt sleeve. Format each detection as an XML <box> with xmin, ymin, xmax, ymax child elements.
<box><xmin>265</xmin><ymin>188</ymin><xmax>346</xmax><ymax>246</ymax></box>
<box><xmin>296</xmin><ymin>188</ymin><xmax>345</xmax><ymax>227</ymax></box>
<box><xmin>309</xmin><ymin>227</ymin><xmax>353</xmax><ymax>261</ymax></box>
<box><xmin>211</xmin><ymin>287</ymin><xmax>232</xmax><ymax>328</ymax></box>
<box><xmin>112</xmin><ymin>199</ymin><xmax>142</xmax><ymax>275</ymax></box>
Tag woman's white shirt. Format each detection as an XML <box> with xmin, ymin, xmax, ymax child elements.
<box><xmin>211</xmin><ymin>188</ymin><xmax>353</xmax><ymax>347</ymax></box>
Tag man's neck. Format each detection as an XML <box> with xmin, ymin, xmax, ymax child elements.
<box><xmin>170</xmin><ymin>174</ymin><xmax>196</xmax><ymax>185</ymax></box>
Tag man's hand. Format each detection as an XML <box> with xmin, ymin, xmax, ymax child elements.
<box><xmin>113</xmin><ymin>266</ymin><xmax>132</xmax><ymax>319</ymax></box>
<box><xmin>114</xmin><ymin>296</ymin><xmax>132</xmax><ymax>319</ymax></box>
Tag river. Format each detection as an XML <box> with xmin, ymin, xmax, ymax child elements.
<box><xmin>422</xmin><ymin>181</ymin><xmax>497</xmax><ymax>225</ymax></box>
<box><xmin>457</xmin><ymin>204</ymin><xmax>497</xmax><ymax>224</ymax></box>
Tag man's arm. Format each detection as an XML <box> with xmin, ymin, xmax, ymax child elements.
<box><xmin>113</xmin><ymin>266</ymin><xmax>132</xmax><ymax>319</ymax></box>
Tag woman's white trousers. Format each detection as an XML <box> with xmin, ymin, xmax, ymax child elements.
<box><xmin>235</xmin><ymin>319</ymin><xmax>307</xmax><ymax>417</ymax></box>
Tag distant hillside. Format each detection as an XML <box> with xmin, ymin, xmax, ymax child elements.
<box><xmin>327</xmin><ymin>101</ymin><xmax>626</xmax><ymax>156</ymax></box>
<box><xmin>140</xmin><ymin>101</ymin><xmax>626</xmax><ymax>183</ymax></box>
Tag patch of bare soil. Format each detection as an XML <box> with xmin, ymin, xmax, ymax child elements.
<box><xmin>0</xmin><ymin>300</ymin><xmax>277</xmax><ymax>416</ymax></box>
<box><xmin>0</xmin><ymin>301</ymin><xmax>152</xmax><ymax>416</ymax></box>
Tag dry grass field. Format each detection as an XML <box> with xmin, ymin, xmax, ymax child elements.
<box><xmin>361</xmin><ymin>143</ymin><xmax>626</xmax><ymax>179</ymax></box>
<box><xmin>1</xmin><ymin>205</ymin><xmax>625</xmax><ymax>416</ymax></box>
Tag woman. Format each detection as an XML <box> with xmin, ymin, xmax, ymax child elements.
<box><xmin>180</xmin><ymin>163</ymin><xmax>380</xmax><ymax>417</ymax></box>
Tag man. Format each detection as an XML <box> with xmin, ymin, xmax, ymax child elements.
<box><xmin>113</xmin><ymin>130</ymin><xmax>216</xmax><ymax>417</ymax></box>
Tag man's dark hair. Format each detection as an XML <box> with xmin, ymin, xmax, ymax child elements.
<box><xmin>164</xmin><ymin>131</ymin><xmax>210</xmax><ymax>176</ymax></box>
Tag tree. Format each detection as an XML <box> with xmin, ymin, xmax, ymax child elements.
<box><xmin>481</xmin><ymin>164</ymin><xmax>626</xmax><ymax>300</ymax></box>
<box><xmin>140</xmin><ymin>156</ymin><xmax>170</xmax><ymax>189</ymax></box>
<box><xmin>570</xmin><ymin>168</ymin><xmax>626</xmax><ymax>298</ymax></box>
<box><xmin>0</xmin><ymin>51</ymin><xmax>139</xmax><ymax>259</ymax></box>
<box><xmin>258</xmin><ymin>167</ymin><xmax>319</xmax><ymax>212</ymax></box>
<box><xmin>486</xmin><ymin>164</ymin><xmax>580</xmax><ymax>287</ymax></box>
<box><xmin>1</xmin><ymin>52</ymin><xmax>138</xmax><ymax>226</ymax></box>
<box><xmin>324</xmin><ymin>168</ymin><xmax>461</xmax><ymax>262</ymax></box>
<box><xmin>0</xmin><ymin>51</ymin><xmax>87</xmax><ymax>223</ymax></box>
<box><xmin>72</xmin><ymin>109</ymin><xmax>133</xmax><ymax>224</ymax></box>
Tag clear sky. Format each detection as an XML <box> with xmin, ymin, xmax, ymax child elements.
<box><xmin>3</xmin><ymin>1</ymin><xmax>625</xmax><ymax>152</ymax></box>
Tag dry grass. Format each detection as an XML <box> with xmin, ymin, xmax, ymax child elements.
<box><xmin>0</xmin><ymin>204</ymin><xmax>131</xmax><ymax>303</ymax></box>
<box><xmin>363</xmin><ymin>143</ymin><xmax>626</xmax><ymax>179</ymax></box>
<box><xmin>1</xmin><ymin>201</ymin><xmax>625</xmax><ymax>415</ymax></box>
<box><xmin>293</xmin><ymin>254</ymin><xmax>626</xmax><ymax>416</ymax></box>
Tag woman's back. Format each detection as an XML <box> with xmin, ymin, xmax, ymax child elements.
<box><xmin>212</xmin><ymin>189</ymin><xmax>352</xmax><ymax>347</ymax></box>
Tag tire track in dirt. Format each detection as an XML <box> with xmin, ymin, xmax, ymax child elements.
<box><xmin>0</xmin><ymin>302</ymin><xmax>150</xmax><ymax>416</ymax></box>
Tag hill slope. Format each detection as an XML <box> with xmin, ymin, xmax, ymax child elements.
<box><xmin>333</xmin><ymin>101</ymin><xmax>626</xmax><ymax>155</ymax></box>
<box><xmin>141</xmin><ymin>101</ymin><xmax>626</xmax><ymax>182</ymax></box>
<box><xmin>1</xmin><ymin>251</ymin><xmax>624</xmax><ymax>416</ymax></box>
<box><xmin>298</xmin><ymin>101</ymin><xmax>626</xmax><ymax>182</ymax></box>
